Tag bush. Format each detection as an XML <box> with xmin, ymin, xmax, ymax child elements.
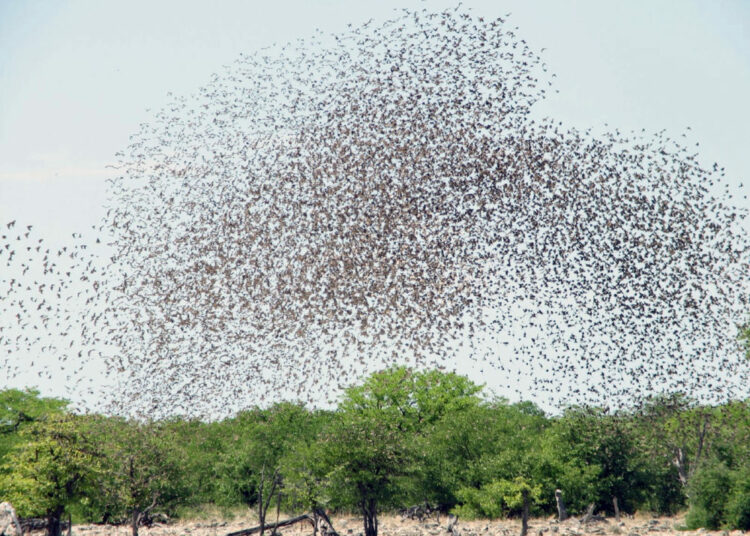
<box><xmin>725</xmin><ymin>467</ymin><xmax>750</xmax><ymax>530</ymax></box>
<box><xmin>686</xmin><ymin>462</ymin><xmax>750</xmax><ymax>530</ymax></box>
<box><xmin>640</xmin><ymin>464</ymin><xmax>685</xmax><ymax>515</ymax></box>
<box><xmin>453</xmin><ymin>478</ymin><xmax>542</xmax><ymax>520</ymax></box>
<box><xmin>686</xmin><ymin>462</ymin><xmax>732</xmax><ymax>529</ymax></box>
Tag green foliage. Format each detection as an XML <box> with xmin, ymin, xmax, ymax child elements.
<box><xmin>280</xmin><ymin>440</ymin><xmax>329</xmax><ymax>513</ymax></box>
<box><xmin>341</xmin><ymin>366</ymin><xmax>482</xmax><ymax>430</ymax></box>
<box><xmin>320</xmin><ymin>367</ymin><xmax>482</xmax><ymax>536</ymax></box>
<box><xmin>90</xmin><ymin>418</ymin><xmax>185</xmax><ymax>528</ymax></box>
<box><xmin>685</xmin><ymin>462</ymin><xmax>734</xmax><ymax>529</ymax></box>
<box><xmin>725</xmin><ymin>466</ymin><xmax>750</xmax><ymax>530</ymax></box>
<box><xmin>0</xmin><ymin>413</ymin><xmax>102</xmax><ymax>524</ymax></box>
<box><xmin>217</xmin><ymin>402</ymin><xmax>320</xmax><ymax>509</ymax></box>
<box><xmin>0</xmin><ymin>388</ymin><xmax>68</xmax><ymax>432</ymax></box>
<box><xmin>453</xmin><ymin>477</ymin><xmax>542</xmax><ymax>519</ymax></box>
<box><xmin>320</xmin><ymin>401</ymin><xmax>416</xmax><ymax>510</ymax></box>
<box><xmin>0</xmin><ymin>388</ymin><xmax>68</xmax><ymax>466</ymax></box>
<box><xmin>0</xmin><ymin>376</ymin><xmax>747</xmax><ymax>530</ymax></box>
<box><xmin>161</xmin><ymin>417</ymin><xmax>227</xmax><ymax>508</ymax></box>
<box><xmin>686</xmin><ymin>461</ymin><xmax>750</xmax><ymax>530</ymax></box>
<box><xmin>420</xmin><ymin>400</ymin><xmax>551</xmax><ymax>511</ymax></box>
<box><xmin>553</xmin><ymin>407</ymin><xmax>651</xmax><ymax>514</ymax></box>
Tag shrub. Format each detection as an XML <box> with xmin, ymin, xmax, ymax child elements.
<box><xmin>686</xmin><ymin>462</ymin><xmax>732</xmax><ymax>529</ymax></box>
<box><xmin>725</xmin><ymin>466</ymin><xmax>750</xmax><ymax>530</ymax></box>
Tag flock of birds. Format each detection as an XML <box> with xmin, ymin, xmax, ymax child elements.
<box><xmin>2</xmin><ymin>6</ymin><xmax>749</xmax><ymax>418</ymax></box>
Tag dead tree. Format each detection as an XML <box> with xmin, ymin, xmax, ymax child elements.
<box><xmin>446</xmin><ymin>514</ymin><xmax>459</xmax><ymax>536</ymax></box>
<box><xmin>581</xmin><ymin>504</ymin><xmax>595</xmax><ymax>524</ymax></box>
<box><xmin>554</xmin><ymin>490</ymin><xmax>568</xmax><ymax>522</ymax></box>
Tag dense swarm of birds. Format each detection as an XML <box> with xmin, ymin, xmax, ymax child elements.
<box><xmin>2</xmin><ymin>7</ymin><xmax>749</xmax><ymax>418</ymax></box>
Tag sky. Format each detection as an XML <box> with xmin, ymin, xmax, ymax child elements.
<box><xmin>1</xmin><ymin>0</ymin><xmax>749</xmax><ymax>409</ymax></box>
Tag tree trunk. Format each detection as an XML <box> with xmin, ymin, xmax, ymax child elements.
<box><xmin>612</xmin><ymin>497</ymin><xmax>620</xmax><ymax>523</ymax></box>
<box><xmin>314</xmin><ymin>507</ymin><xmax>340</xmax><ymax>536</ymax></box>
<box><xmin>581</xmin><ymin>504</ymin><xmax>595</xmax><ymax>524</ymax></box>
<box><xmin>272</xmin><ymin>489</ymin><xmax>281</xmax><ymax>536</ymax></box>
<box><xmin>446</xmin><ymin>514</ymin><xmax>459</xmax><ymax>536</ymax></box>
<box><xmin>673</xmin><ymin>448</ymin><xmax>689</xmax><ymax>487</ymax></box>
<box><xmin>258</xmin><ymin>465</ymin><xmax>266</xmax><ymax>536</ymax></box>
<box><xmin>46</xmin><ymin>506</ymin><xmax>64</xmax><ymax>536</ymax></box>
<box><xmin>312</xmin><ymin>511</ymin><xmax>320</xmax><ymax>536</ymax></box>
<box><xmin>520</xmin><ymin>489</ymin><xmax>530</xmax><ymax>536</ymax></box>
<box><xmin>132</xmin><ymin>508</ymin><xmax>141</xmax><ymax>536</ymax></box>
<box><xmin>362</xmin><ymin>497</ymin><xmax>378</xmax><ymax>536</ymax></box>
<box><xmin>554</xmin><ymin>489</ymin><xmax>568</xmax><ymax>522</ymax></box>
<box><xmin>258</xmin><ymin>465</ymin><xmax>281</xmax><ymax>536</ymax></box>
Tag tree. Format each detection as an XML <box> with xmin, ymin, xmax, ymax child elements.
<box><xmin>320</xmin><ymin>367</ymin><xmax>483</xmax><ymax>536</ymax></box>
<box><xmin>341</xmin><ymin>367</ymin><xmax>481</xmax><ymax>432</ymax></box>
<box><xmin>0</xmin><ymin>414</ymin><xmax>101</xmax><ymax>536</ymax></box>
<box><xmin>218</xmin><ymin>403</ymin><xmax>318</xmax><ymax>535</ymax></box>
<box><xmin>0</xmin><ymin>388</ymin><xmax>68</xmax><ymax>462</ymax></box>
<box><xmin>635</xmin><ymin>394</ymin><xmax>721</xmax><ymax>490</ymax></box>
<box><xmin>92</xmin><ymin>418</ymin><xmax>184</xmax><ymax>536</ymax></box>
<box><xmin>420</xmin><ymin>400</ymin><xmax>548</xmax><ymax>511</ymax></box>
<box><xmin>552</xmin><ymin>407</ymin><xmax>651</xmax><ymax>515</ymax></box>
<box><xmin>320</xmin><ymin>407</ymin><xmax>414</xmax><ymax>536</ymax></box>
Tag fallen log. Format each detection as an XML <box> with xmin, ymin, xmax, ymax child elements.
<box><xmin>227</xmin><ymin>513</ymin><xmax>315</xmax><ymax>536</ymax></box>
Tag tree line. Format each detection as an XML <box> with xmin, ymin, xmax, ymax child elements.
<box><xmin>2</xmin><ymin>368</ymin><xmax>749</xmax><ymax>536</ymax></box>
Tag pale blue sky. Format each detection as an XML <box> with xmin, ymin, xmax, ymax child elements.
<box><xmin>1</xmin><ymin>0</ymin><xmax>749</xmax><ymax>409</ymax></box>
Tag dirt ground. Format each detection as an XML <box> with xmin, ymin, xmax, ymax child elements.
<box><xmin>26</xmin><ymin>512</ymin><xmax>747</xmax><ymax>536</ymax></box>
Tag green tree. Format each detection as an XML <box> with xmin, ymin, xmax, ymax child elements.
<box><xmin>91</xmin><ymin>418</ymin><xmax>185</xmax><ymax>536</ymax></box>
<box><xmin>553</xmin><ymin>407</ymin><xmax>651</xmax><ymax>515</ymax></box>
<box><xmin>218</xmin><ymin>402</ymin><xmax>318</xmax><ymax>534</ymax></box>
<box><xmin>421</xmin><ymin>401</ymin><xmax>540</xmax><ymax>511</ymax></box>
<box><xmin>160</xmin><ymin>416</ymin><xmax>228</xmax><ymax>509</ymax></box>
<box><xmin>342</xmin><ymin>367</ymin><xmax>482</xmax><ymax>432</ymax></box>
<box><xmin>0</xmin><ymin>388</ymin><xmax>68</xmax><ymax>464</ymax></box>
<box><xmin>320</xmin><ymin>367</ymin><xmax>483</xmax><ymax>536</ymax></box>
<box><xmin>0</xmin><ymin>414</ymin><xmax>101</xmax><ymax>536</ymax></box>
<box><xmin>320</xmin><ymin>406</ymin><xmax>414</xmax><ymax>536</ymax></box>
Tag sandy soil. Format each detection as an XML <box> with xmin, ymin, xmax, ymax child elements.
<box><xmin>27</xmin><ymin>512</ymin><xmax>747</xmax><ymax>536</ymax></box>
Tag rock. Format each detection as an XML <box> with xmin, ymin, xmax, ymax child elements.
<box><xmin>0</xmin><ymin>502</ymin><xmax>23</xmax><ymax>536</ymax></box>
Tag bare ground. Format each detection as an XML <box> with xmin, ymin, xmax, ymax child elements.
<box><xmin>27</xmin><ymin>513</ymin><xmax>747</xmax><ymax>536</ymax></box>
